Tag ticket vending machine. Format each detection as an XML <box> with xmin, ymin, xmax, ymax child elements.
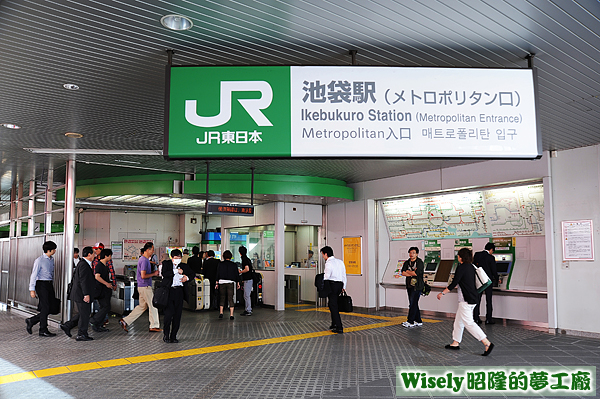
<box><xmin>493</xmin><ymin>253</ymin><xmax>514</xmax><ymax>290</ymax></box>
<box><xmin>423</xmin><ymin>261</ymin><xmax>439</xmax><ymax>284</ymax></box>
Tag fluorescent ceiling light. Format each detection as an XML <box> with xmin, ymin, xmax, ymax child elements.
<box><xmin>63</xmin><ymin>83</ymin><xmax>79</xmax><ymax>90</ymax></box>
<box><xmin>23</xmin><ymin>148</ymin><xmax>162</xmax><ymax>155</ymax></box>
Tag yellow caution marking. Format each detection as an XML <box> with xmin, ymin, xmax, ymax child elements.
<box><xmin>67</xmin><ymin>362</ymin><xmax>102</xmax><ymax>373</ymax></box>
<box><xmin>33</xmin><ymin>366</ymin><xmax>71</xmax><ymax>378</ymax></box>
<box><xmin>299</xmin><ymin>308</ymin><xmax>442</xmax><ymax>323</ymax></box>
<box><xmin>0</xmin><ymin>372</ymin><xmax>36</xmax><ymax>385</ymax></box>
<box><xmin>97</xmin><ymin>358</ymin><xmax>131</xmax><ymax>368</ymax></box>
<box><xmin>1</xmin><ymin>313</ymin><xmax>410</xmax><ymax>386</ymax></box>
<box><xmin>125</xmin><ymin>354</ymin><xmax>158</xmax><ymax>364</ymax></box>
<box><xmin>284</xmin><ymin>304</ymin><xmax>312</xmax><ymax>308</ymax></box>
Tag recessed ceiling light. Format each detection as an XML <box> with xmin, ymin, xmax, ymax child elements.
<box><xmin>63</xmin><ymin>83</ymin><xmax>79</xmax><ymax>90</ymax></box>
<box><xmin>65</xmin><ymin>132</ymin><xmax>83</xmax><ymax>138</ymax></box>
<box><xmin>160</xmin><ymin>14</ymin><xmax>193</xmax><ymax>30</ymax></box>
<box><xmin>1</xmin><ymin>123</ymin><xmax>20</xmax><ymax>129</ymax></box>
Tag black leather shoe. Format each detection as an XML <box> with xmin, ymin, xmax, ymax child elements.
<box><xmin>170</xmin><ymin>338</ymin><xmax>179</xmax><ymax>343</ymax></box>
<box><xmin>39</xmin><ymin>331</ymin><xmax>56</xmax><ymax>337</ymax></box>
<box><xmin>26</xmin><ymin>319</ymin><xmax>33</xmax><ymax>335</ymax></box>
<box><xmin>332</xmin><ymin>329</ymin><xmax>344</xmax><ymax>334</ymax></box>
<box><xmin>329</xmin><ymin>324</ymin><xmax>336</xmax><ymax>329</ymax></box>
<box><xmin>60</xmin><ymin>323</ymin><xmax>72</xmax><ymax>338</ymax></box>
<box><xmin>474</xmin><ymin>319</ymin><xmax>482</xmax><ymax>324</ymax></box>
<box><xmin>240</xmin><ymin>311</ymin><xmax>249</xmax><ymax>316</ymax></box>
<box><xmin>218</xmin><ymin>314</ymin><xmax>223</xmax><ymax>319</ymax></box>
<box><xmin>75</xmin><ymin>335</ymin><xmax>94</xmax><ymax>341</ymax></box>
<box><xmin>445</xmin><ymin>344</ymin><xmax>460</xmax><ymax>350</ymax></box>
<box><xmin>230</xmin><ymin>316</ymin><xmax>234</xmax><ymax>320</ymax></box>
<box><xmin>163</xmin><ymin>336</ymin><xmax>171</xmax><ymax>343</ymax></box>
<box><xmin>485</xmin><ymin>320</ymin><xmax>496</xmax><ymax>325</ymax></box>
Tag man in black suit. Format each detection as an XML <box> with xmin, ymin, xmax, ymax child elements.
<box><xmin>473</xmin><ymin>242</ymin><xmax>498</xmax><ymax>325</ymax></box>
<box><xmin>61</xmin><ymin>246</ymin><xmax>96</xmax><ymax>341</ymax></box>
<box><xmin>202</xmin><ymin>250</ymin><xmax>220</xmax><ymax>310</ymax></box>
<box><xmin>161</xmin><ymin>249</ymin><xmax>195</xmax><ymax>343</ymax></box>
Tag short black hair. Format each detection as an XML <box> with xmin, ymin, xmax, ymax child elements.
<box><xmin>183</xmin><ymin>248</ymin><xmax>189</xmax><ymax>254</ymax></box>
<box><xmin>207</xmin><ymin>250</ymin><xmax>215</xmax><ymax>257</ymax></box>
<box><xmin>192</xmin><ymin>246</ymin><xmax>200</xmax><ymax>255</ymax></box>
<box><xmin>457</xmin><ymin>247</ymin><xmax>473</xmax><ymax>263</ymax></box>
<box><xmin>308</xmin><ymin>250</ymin><xmax>314</xmax><ymax>255</ymax></box>
<box><xmin>42</xmin><ymin>241</ymin><xmax>57</xmax><ymax>253</ymax></box>
<box><xmin>223</xmin><ymin>250</ymin><xmax>233</xmax><ymax>260</ymax></box>
<box><xmin>320</xmin><ymin>246</ymin><xmax>333</xmax><ymax>257</ymax></box>
<box><xmin>484</xmin><ymin>242</ymin><xmax>496</xmax><ymax>251</ymax></box>
<box><xmin>100</xmin><ymin>249</ymin><xmax>113</xmax><ymax>259</ymax></box>
<box><xmin>171</xmin><ymin>249</ymin><xmax>182</xmax><ymax>258</ymax></box>
<box><xmin>239</xmin><ymin>245</ymin><xmax>247</xmax><ymax>256</ymax></box>
<box><xmin>82</xmin><ymin>246</ymin><xmax>94</xmax><ymax>258</ymax></box>
<box><xmin>141</xmin><ymin>242</ymin><xmax>154</xmax><ymax>253</ymax></box>
<box><xmin>73</xmin><ymin>248</ymin><xmax>79</xmax><ymax>254</ymax></box>
<box><xmin>408</xmin><ymin>247</ymin><xmax>419</xmax><ymax>254</ymax></box>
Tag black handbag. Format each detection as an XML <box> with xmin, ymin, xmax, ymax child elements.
<box><xmin>49</xmin><ymin>297</ymin><xmax>61</xmax><ymax>315</ymax></box>
<box><xmin>421</xmin><ymin>282</ymin><xmax>432</xmax><ymax>296</ymax></box>
<box><xmin>152</xmin><ymin>286</ymin><xmax>169</xmax><ymax>309</ymax></box>
<box><xmin>338</xmin><ymin>291</ymin><xmax>353</xmax><ymax>313</ymax></box>
<box><xmin>66</xmin><ymin>281</ymin><xmax>73</xmax><ymax>300</ymax></box>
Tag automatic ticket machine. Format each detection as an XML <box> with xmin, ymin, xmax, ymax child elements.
<box><xmin>493</xmin><ymin>253</ymin><xmax>513</xmax><ymax>290</ymax></box>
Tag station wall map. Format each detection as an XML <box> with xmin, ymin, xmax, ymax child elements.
<box><xmin>382</xmin><ymin>184</ymin><xmax>544</xmax><ymax>240</ymax></box>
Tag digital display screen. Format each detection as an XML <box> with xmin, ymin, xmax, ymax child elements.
<box><xmin>494</xmin><ymin>253</ymin><xmax>513</xmax><ymax>262</ymax></box>
<box><xmin>425</xmin><ymin>262</ymin><xmax>438</xmax><ymax>272</ymax></box>
<box><xmin>496</xmin><ymin>261</ymin><xmax>511</xmax><ymax>274</ymax></box>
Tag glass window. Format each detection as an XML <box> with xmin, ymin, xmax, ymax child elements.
<box><xmin>284</xmin><ymin>225</ymin><xmax>319</xmax><ymax>269</ymax></box>
<box><xmin>227</xmin><ymin>226</ymin><xmax>275</xmax><ymax>270</ymax></box>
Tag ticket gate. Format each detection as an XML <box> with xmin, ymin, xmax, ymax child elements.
<box><xmin>185</xmin><ymin>274</ymin><xmax>211</xmax><ymax>311</ymax></box>
<box><xmin>110</xmin><ymin>276</ymin><xmax>139</xmax><ymax>316</ymax></box>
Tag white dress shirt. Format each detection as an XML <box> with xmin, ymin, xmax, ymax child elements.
<box><xmin>324</xmin><ymin>256</ymin><xmax>347</xmax><ymax>289</ymax></box>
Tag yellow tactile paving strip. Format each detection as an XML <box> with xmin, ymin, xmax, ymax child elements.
<box><xmin>297</xmin><ymin>307</ymin><xmax>442</xmax><ymax>324</ymax></box>
<box><xmin>0</xmin><ymin>309</ymin><xmax>436</xmax><ymax>386</ymax></box>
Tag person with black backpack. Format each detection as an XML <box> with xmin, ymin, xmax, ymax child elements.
<box><xmin>238</xmin><ymin>246</ymin><xmax>254</xmax><ymax>316</ymax></box>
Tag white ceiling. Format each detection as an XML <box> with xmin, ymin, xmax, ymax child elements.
<box><xmin>0</xmin><ymin>0</ymin><xmax>599</xmax><ymax>192</ymax></box>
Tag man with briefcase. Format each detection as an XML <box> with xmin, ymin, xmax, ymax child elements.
<box><xmin>320</xmin><ymin>246</ymin><xmax>347</xmax><ymax>334</ymax></box>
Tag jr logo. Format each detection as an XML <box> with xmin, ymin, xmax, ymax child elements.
<box><xmin>185</xmin><ymin>81</ymin><xmax>273</xmax><ymax>127</ymax></box>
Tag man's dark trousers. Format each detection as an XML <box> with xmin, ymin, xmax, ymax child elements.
<box><xmin>164</xmin><ymin>286</ymin><xmax>184</xmax><ymax>340</ymax></box>
<box><xmin>28</xmin><ymin>280</ymin><xmax>54</xmax><ymax>332</ymax></box>
<box><xmin>327</xmin><ymin>281</ymin><xmax>344</xmax><ymax>330</ymax></box>
<box><xmin>64</xmin><ymin>301</ymin><xmax>92</xmax><ymax>337</ymax></box>
<box><xmin>474</xmin><ymin>285</ymin><xmax>493</xmax><ymax>322</ymax></box>
<box><xmin>407</xmin><ymin>287</ymin><xmax>422</xmax><ymax>324</ymax></box>
<box><xmin>90</xmin><ymin>288</ymin><xmax>111</xmax><ymax>327</ymax></box>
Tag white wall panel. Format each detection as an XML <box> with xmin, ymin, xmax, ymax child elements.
<box><xmin>551</xmin><ymin>145</ymin><xmax>600</xmax><ymax>333</ymax></box>
<box><xmin>255</xmin><ymin>203</ymin><xmax>275</xmax><ymax>225</ymax></box>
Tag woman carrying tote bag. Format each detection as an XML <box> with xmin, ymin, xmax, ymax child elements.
<box><xmin>437</xmin><ymin>248</ymin><xmax>495</xmax><ymax>356</ymax></box>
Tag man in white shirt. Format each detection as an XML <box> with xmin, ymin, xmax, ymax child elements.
<box><xmin>320</xmin><ymin>246</ymin><xmax>347</xmax><ymax>334</ymax></box>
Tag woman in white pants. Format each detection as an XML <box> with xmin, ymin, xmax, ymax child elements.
<box><xmin>437</xmin><ymin>248</ymin><xmax>495</xmax><ymax>356</ymax></box>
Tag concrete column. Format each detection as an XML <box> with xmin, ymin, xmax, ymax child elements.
<box><xmin>274</xmin><ymin>202</ymin><xmax>285</xmax><ymax>311</ymax></box>
<box><xmin>62</xmin><ymin>159</ymin><xmax>76</xmax><ymax>320</ymax></box>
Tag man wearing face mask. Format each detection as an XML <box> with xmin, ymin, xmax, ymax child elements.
<box><xmin>161</xmin><ymin>249</ymin><xmax>195</xmax><ymax>343</ymax></box>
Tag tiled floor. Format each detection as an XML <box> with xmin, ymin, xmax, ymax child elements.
<box><xmin>0</xmin><ymin>305</ymin><xmax>598</xmax><ymax>398</ymax></box>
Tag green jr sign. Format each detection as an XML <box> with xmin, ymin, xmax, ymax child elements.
<box><xmin>166</xmin><ymin>66</ymin><xmax>291</xmax><ymax>159</ymax></box>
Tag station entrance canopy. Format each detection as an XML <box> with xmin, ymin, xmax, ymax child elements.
<box><xmin>165</xmin><ymin>66</ymin><xmax>541</xmax><ymax>159</ymax></box>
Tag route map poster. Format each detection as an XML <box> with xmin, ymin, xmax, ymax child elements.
<box><xmin>382</xmin><ymin>184</ymin><xmax>544</xmax><ymax>240</ymax></box>
<box><xmin>123</xmin><ymin>239</ymin><xmax>154</xmax><ymax>261</ymax></box>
